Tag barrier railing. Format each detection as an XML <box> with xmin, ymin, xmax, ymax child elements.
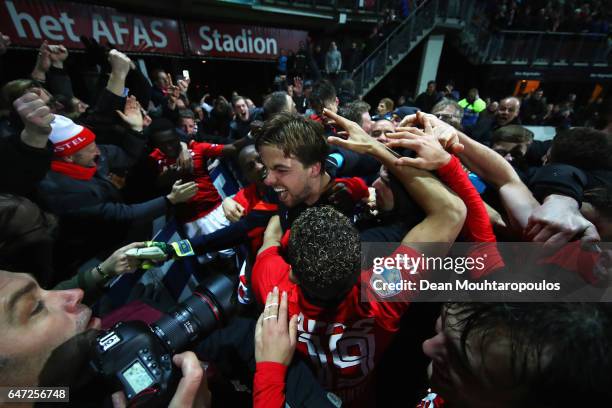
<box><xmin>351</xmin><ymin>0</ymin><xmax>609</xmax><ymax>97</ymax></box>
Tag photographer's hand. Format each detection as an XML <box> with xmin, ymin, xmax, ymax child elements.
<box><xmin>169</xmin><ymin>352</ymin><xmax>211</xmax><ymax>408</ymax></box>
<box><xmin>111</xmin><ymin>351</ymin><xmax>211</xmax><ymax>408</ymax></box>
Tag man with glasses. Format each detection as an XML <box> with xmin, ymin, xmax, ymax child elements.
<box><xmin>431</xmin><ymin>98</ymin><xmax>464</xmax><ymax>130</ymax></box>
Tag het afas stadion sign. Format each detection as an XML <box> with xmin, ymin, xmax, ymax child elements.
<box><xmin>0</xmin><ymin>0</ymin><xmax>308</xmax><ymax>60</ymax></box>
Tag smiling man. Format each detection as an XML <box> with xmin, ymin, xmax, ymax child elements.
<box><xmin>255</xmin><ymin>112</ymin><xmax>338</xmax><ymax>231</ymax></box>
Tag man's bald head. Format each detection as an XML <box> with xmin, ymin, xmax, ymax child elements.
<box><xmin>496</xmin><ymin>97</ymin><xmax>521</xmax><ymax>126</ymax></box>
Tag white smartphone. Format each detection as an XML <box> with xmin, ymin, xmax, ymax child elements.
<box><xmin>182</xmin><ymin>70</ymin><xmax>190</xmax><ymax>80</ymax></box>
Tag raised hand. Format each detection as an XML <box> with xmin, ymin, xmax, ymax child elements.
<box><xmin>108</xmin><ymin>49</ymin><xmax>132</xmax><ymax>79</ymax></box>
<box><xmin>386</xmin><ymin>115</ymin><xmax>452</xmax><ymax>170</ymax></box>
<box><xmin>32</xmin><ymin>41</ymin><xmax>51</xmax><ymax>80</ymax></box>
<box><xmin>397</xmin><ymin>112</ymin><xmax>464</xmax><ymax>154</ymax></box>
<box><xmin>323</xmin><ymin>108</ymin><xmax>379</xmax><ymax>155</ymax></box>
<box><xmin>177</xmin><ymin>78</ymin><xmax>190</xmax><ymax>95</ymax></box>
<box><xmin>48</xmin><ymin>44</ymin><xmax>69</xmax><ymax>68</ymax></box>
<box><xmin>115</xmin><ymin>95</ymin><xmax>144</xmax><ymax>131</ymax></box>
<box><xmin>13</xmin><ymin>92</ymin><xmax>55</xmax><ymax>148</ymax></box>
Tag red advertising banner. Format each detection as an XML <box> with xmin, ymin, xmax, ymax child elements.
<box><xmin>184</xmin><ymin>21</ymin><xmax>308</xmax><ymax>60</ymax></box>
<box><xmin>0</xmin><ymin>0</ymin><xmax>183</xmax><ymax>54</ymax></box>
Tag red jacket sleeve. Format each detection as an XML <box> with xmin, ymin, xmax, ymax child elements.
<box><xmin>252</xmin><ymin>246</ymin><xmax>291</xmax><ymax>305</ymax></box>
<box><xmin>190</xmin><ymin>141</ymin><xmax>225</xmax><ymax>158</ymax></box>
<box><xmin>253</xmin><ymin>362</ymin><xmax>287</xmax><ymax>408</ymax></box>
<box><xmin>437</xmin><ymin>156</ymin><xmax>504</xmax><ymax>278</ymax></box>
<box><xmin>233</xmin><ymin>184</ymin><xmax>257</xmax><ymax>213</ymax></box>
<box><xmin>437</xmin><ymin>156</ymin><xmax>496</xmax><ymax>243</ymax></box>
<box><xmin>335</xmin><ymin>177</ymin><xmax>369</xmax><ymax>202</ymax></box>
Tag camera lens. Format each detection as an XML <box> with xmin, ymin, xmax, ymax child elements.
<box><xmin>152</xmin><ymin>273</ymin><xmax>235</xmax><ymax>353</ymax></box>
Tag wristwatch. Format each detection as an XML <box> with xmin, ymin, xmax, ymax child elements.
<box><xmin>95</xmin><ymin>264</ymin><xmax>112</xmax><ymax>281</ymax></box>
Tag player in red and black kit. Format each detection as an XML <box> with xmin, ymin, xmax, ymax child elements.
<box><xmin>251</xmin><ymin>110</ymin><xmax>468</xmax><ymax>405</ymax></box>
<box><xmin>255</xmin><ymin>112</ymin><xmax>372</xmax><ymax>235</ymax></box>
<box><xmin>147</xmin><ymin>118</ymin><xmax>250</xmax><ymax>260</ymax></box>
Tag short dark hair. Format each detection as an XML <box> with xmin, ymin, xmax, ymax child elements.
<box><xmin>147</xmin><ymin>118</ymin><xmax>177</xmax><ymax>144</ymax></box>
<box><xmin>150</xmin><ymin>69</ymin><xmax>167</xmax><ymax>85</ymax></box>
<box><xmin>338</xmin><ymin>79</ymin><xmax>356</xmax><ymax>95</ymax></box>
<box><xmin>340</xmin><ymin>101</ymin><xmax>371</xmax><ymax>127</ymax></box>
<box><xmin>550</xmin><ymin>127</ymin><xmax>612</xmax><ymax>170</ymax></box>
<box><xmin>263</xmin><ymin>91</ymin><xmax>290</xmax><ymax>120</ymax></box>
<box><xmin>379</xmin><ymin>97</ymin><xmax>394</xmax><ymax>112</ymax></box>
<box><xmin>288</xmin><ymin>206</ymin><xmax>360</xmax><ymax>304</ymax></box>
<box><xmin>427</xmin><ymin>80</ymin><xmax>436</xmax><ymax>86</ymax></box>
<box><xmin>309</xmin><ymin>79</ymin><xmax>336</xmax><ymax>112</ymax></box>
<box><xmin>1</xmin><ymin>79</ymin><xmax>40</xmax><ymax>109</ymax></box>
<box><xmin>445</xmin><ymin>302</ymin><xmax>612</xmax><ymax>407</ymax></box>
<box><xmin>232</xmin><ymin>95</ymin><xmax>247</xmax><ymax>107</ymax></box>
<box><xmin>491</xmin><ymin>125</ymin><xmax>534</xmax><ymax>144</ymax></box>
<box><xmin>178</xmin><ymin>109</ymin><xmax>195</xmax><ymax>120</ymax></box>
<box><xmin>255</xmin><ymin>112</ymin><xmax>328</xmax><ymax>168</ymax></box>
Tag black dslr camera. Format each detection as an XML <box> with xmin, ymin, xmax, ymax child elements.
<box><xmin>89</xmin><ymin>274</ymin><xmax>235</xmax><ymax>407</ymax></box>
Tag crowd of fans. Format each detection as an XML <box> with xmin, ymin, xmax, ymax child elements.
<box><xmin>1</xmin><ymin>29</ymin><xmax>612</xmax><ymax>408</ymax></box>
<box><xmin>488</xmin><ymin>0</ymin><xmax>611</xmax><ymax>33</ymax></box>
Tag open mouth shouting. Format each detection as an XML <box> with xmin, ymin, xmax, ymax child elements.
<box><xmin>274</xmin><ymin>187</ymin><xmax>289</xmax><ymax>202</ymax></box>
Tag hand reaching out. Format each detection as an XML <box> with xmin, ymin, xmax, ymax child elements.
<box><xmin>166</xmin><ymin>179</ymin><xmax>198</xmax><ymax>204</ymax></box>
<box><xmin>98</xmin><ymin>242</ymin><xmax>146</xmax><ymax>277</ymax></box>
